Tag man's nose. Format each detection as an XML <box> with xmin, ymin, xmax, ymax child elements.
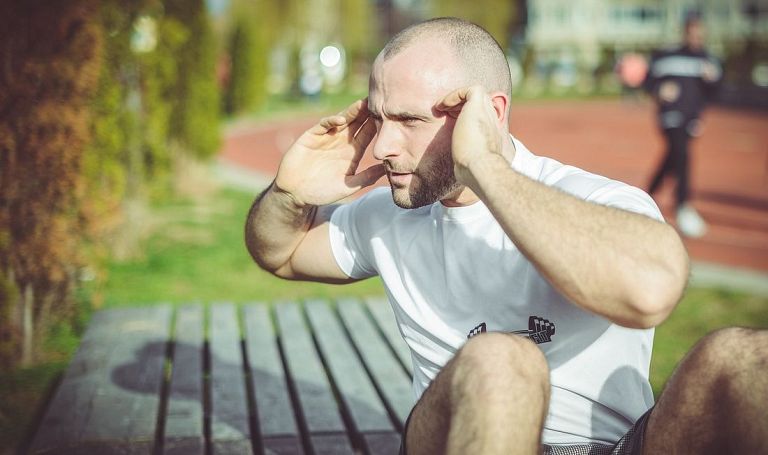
<box><xmin>371</xmin><ymin>121</ymin><xmax>401</xmax><ymax>162</ymax></box>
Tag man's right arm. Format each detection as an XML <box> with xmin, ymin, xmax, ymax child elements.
<box><xmin>245</xmin><ymin>184</ymin><xmax>350</xmax><ymax>282</ymax></box>
<box><xmin>244</xmin><ymin>99</ymin><xmax>383</xmax><ymax>282</ymax></box>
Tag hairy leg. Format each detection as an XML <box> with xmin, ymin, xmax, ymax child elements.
<box><xmin>644</xmin><ymin>328</ymin><xmax>768</xmax><ymax>454</ymax></box>
<box><xmin>404</xmin><ymin>332</ymin><xmax>550</xmax><ymax>455</ymax></box>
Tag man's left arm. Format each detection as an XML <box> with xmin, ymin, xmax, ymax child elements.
<box><xmin>440</xmin><ymin>86</ymin><xmax>689</xmax><ymax>329</ymax></box>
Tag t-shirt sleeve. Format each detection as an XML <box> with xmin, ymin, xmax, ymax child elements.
<box><xmin>328</xmin><ymin>190</ymin><xmax>385</xmax><ymax>279</ymax></box>
<box><xmin>547</xmin><ymin>167</ymin><xmax>664</xmax><ymax>222</ymax></box>
<box><xmin>586</xmin><ymin>182</ymin><xmax>664</xmax><ymax>222</ymax></box>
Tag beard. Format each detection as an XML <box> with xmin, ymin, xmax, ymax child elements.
<box><xmin>387</xmin><ymin>146</ymin><xmax>462</xmax><ymax>209</ymax></box>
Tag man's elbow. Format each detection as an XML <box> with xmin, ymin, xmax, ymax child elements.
<box><xmin>244</xmin><ymin>236</ymin><xmax>294</xmax><ymax>279</ymax></box>
<box><xmin>625</xmin><ymin>246</ymin><xmax>689</xmax><ymax>329</ymax></box>
<box><xmin>625</xmin><ymin>290</ymin><xmax>682</xmax><ymax>329</ymax></box>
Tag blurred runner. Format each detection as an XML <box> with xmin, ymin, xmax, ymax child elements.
<box><xmin>643</xmin><ymin>12</ymin><xmax>722</xmax><ymax>237</ymax></box>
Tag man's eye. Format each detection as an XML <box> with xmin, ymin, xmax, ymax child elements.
<box><xmin>402</xmin><ymin>118</ymin><xmax>421</xmax><ymax>126</ymax></box>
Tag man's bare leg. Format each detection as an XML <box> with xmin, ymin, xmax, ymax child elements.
<box><xmin>404</xmin><ymin>332</ymin><xmax>550</xmax><ymax>455</ymax></box>
<box><xmin>644</xmin><ymin>327</ymin><xmax>768</xmax><ymax>454</ymax></box>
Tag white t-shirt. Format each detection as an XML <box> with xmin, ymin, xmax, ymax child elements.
<box><xmin>329</xmin><ymin>136</ymin><xmax>661</xmax><ymax>445</ymax></box>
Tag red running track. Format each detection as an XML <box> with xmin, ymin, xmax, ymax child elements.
<box><xmin>221</xmin><ymin>99</ymin><xmax>768</xmax><ymax>272</ymax></box>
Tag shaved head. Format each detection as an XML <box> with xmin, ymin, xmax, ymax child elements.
<box><xmin>379</xmin><ymin>17</ymin><xmax>512</xmax><ymax>106</ymax></box>
<box><xmin>367</xmin><ymin>17</ymin><xmax>514</xmax><ymax>209</ymax></box>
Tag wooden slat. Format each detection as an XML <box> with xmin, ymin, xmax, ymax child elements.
<box><xmin>305</xmin><ymin>300</ymin><xmax>394</xmax><ymax>434</ymax></box>
<box><xmin>309</xmin><ymin>434</ymin><xmax>357</xmax><ymax>455</ymax></box>
<box><xmin>362</xmin><ymin>433</ymin><xmax>403</xmax><ymax>455</ymax></box>
<box><xmin>209</xmin><ymin>302</ymin><xmax>251</xmax><ymax>454</ymax></box>
<box><xmin>30</xmin><ymin>305</ymin><xmax>172</xmax><ymax>454</ymax></box>
<box><xmin>243</xmin><ymin>303</ymin><xmax>303</xmax><ymax>455</ymax></box>
<box><xmin>164</xmin><ymin>304</ymin><xmax>205</xmax><ymax>455</ymax></box>
<box><xmin>365</xmin><ymin>297</ymin><xmax>413</xmax><ymax>376</ymax></box>
<box><xmin>275</xmin><ymin>302</ymin><xmax>354</xmax><ymax>455</ymax></box>
<box><xmin>337</xmin><ymin>299</ymin><xmax>413</xmax><ymax>428</ymax></box>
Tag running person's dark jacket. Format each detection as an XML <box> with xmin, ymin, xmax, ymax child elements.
<box><xmin>643</xmin><ymin>46</ymin><xmax>722</xmax><ymax>130</ymax></box>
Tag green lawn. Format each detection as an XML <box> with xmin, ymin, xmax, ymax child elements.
<box><xmin>2</xmin><ymin>181</ymin><xmax>766</xmax><ymax>453</ymax></box>
<box><xmin>92</xmin><ymin>187</ymin><xmax>385</xmax><ymax>306</ymax></box>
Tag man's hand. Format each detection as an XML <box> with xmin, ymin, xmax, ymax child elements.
<box><xmin>701</xmin><ymin>61</ymin><xmax>720</xmax><ymax>83</ymax></box>
<box><xmin>436</xmin><ymin>85</ymin><xmax>505</xmax><ymax>186</ymax></box>
<box><xmin>274</xmin><ymin>99</ymin><xmax>385</xmax><ymax>207</ymax></box>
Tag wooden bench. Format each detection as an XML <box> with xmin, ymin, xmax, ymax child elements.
<box><xmin>29</xmin><ymin>297</ymin><xmax>414</xmax><ymax>454</ymax></box>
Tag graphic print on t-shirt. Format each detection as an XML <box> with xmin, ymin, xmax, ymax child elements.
<box><xmin>467</xmin><ymin>316</ymin><xmax>556</xmax><ymax>344</ymax></box>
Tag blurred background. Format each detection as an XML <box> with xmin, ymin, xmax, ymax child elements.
<box><xmin>1</xmin><ymin>0</ymin><xmax>767</xmax><ymax>452</ymax></box>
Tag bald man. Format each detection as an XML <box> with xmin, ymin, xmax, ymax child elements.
<box><xmin>246</xmin><ymin>17</ymin><xmax>768</xmax><ymax>455</ymax></box>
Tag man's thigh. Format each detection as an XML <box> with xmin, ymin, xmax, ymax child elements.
<box><xmin>642</xmin><ymin>328</ymin><xmax>768</xmax><ymax>454</ymax></box>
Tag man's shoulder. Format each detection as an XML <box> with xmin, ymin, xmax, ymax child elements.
<box><xmin>516</xmin><ymin>138</ymin><xmax>657</xmax><ymax>212</ymax></box>
<box><xmin>513</xmin><ymin>139</ymin><xmax>607</xmax><ymax>190</ymax></box>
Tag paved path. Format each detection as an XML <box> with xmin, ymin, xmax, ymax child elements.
<box><xmin>220</xmin><ymin>99</ymin><xmax>768</xmax><ymax>274</ymax></box>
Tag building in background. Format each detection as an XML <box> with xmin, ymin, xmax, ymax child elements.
<box><xmin>523</xmin><ymin>0</ymin><xmax>768</xmax><ymax>105</ymax></box>
<box><xmin>221</xmin><ymin>0</ymin><xmax>766</xmax><ymax>106</ymax></box>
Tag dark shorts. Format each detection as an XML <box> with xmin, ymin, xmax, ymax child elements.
<box><xmin>400</xmin><ymin>406</ymin><xmax>653</xmax><ymax>455</ymax></box>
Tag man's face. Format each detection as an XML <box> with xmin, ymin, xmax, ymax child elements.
<box><xmin>367</xmin><ymin>42</ymin><xmax>465</xmax><ymax>209</ymax></box>
<box><xmin>685</xmin><ymin>21</ymin><xmax>704</xmax><ymax>51</ymax></box>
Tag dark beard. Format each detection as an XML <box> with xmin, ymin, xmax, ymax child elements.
<box><xmin>389</xmin><ymin>149</ymin><xmax>461</xmax><ymax>209</ymax></box>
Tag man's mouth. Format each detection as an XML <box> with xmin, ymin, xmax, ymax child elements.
<box><xmin>387</xmin><ymin>171</ymin><xmax>413</xmax><ymax>186</ymax></box>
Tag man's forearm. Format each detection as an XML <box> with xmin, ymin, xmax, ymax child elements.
<box><xmin>466</xmin><ymin>155</ymin><xmax>689</xmax><ymax>329</ymax></box>
<box><xmin>245</xmin><ymin>182</ymin><xmax>317</xmax><ymax>275</ymax></box>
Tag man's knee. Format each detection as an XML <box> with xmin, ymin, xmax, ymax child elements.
<box><xmin>677</xmin><ymin>327</ymin><xmax>768</xmax><ymax>397</ymax></box>
<box><xmin>452</xmin><ymin>332</ymin><xmax>550</xmax><ymax>393</ymax></box>
<box><xmin>689</xmin><ymin>327</ymin><xmax>766</xmax><ymax>370</ymax></box>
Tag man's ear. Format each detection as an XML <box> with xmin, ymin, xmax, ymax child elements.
<box><xmin>489</xmin><ymin>92</ymin><xmax>509</xmax><ymax>127</ymax></box>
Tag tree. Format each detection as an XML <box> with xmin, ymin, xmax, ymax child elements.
<box><xmin>165</xmin><ymin>0</ymin><xmax>221</xmax><ymax>159</ymax></box>
<box><xmin>340</xmin><ymin>0</ymin><xmax>377</xmax><ymax>90</ymax></box>
<box><xmin>224</xmin><ymin>12</ymin><xmax>259</xmax><ymax>114</ymax></box>
<box><xmin>224</xmin><ymin>0</ymin><xmax>274</xmax><ymax>115</ymax></box>
<box><xmin>429</xmin><ymin>0</ymin><xmax>517</xmax><ymax>50</ymax></box>
<box><xmin>0</xmin><ymin>0</ymin><xmax>103</xmax><ymax>366</ymax></box>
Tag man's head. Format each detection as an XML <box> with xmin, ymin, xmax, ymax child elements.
<box><xmin>368</xmin><ymin>17</ymin><xmax>512</xmax><ymax>209</ymax></box>
<box><xmin>684</xmin><ymin>13</ymin><xmax>705</xmax><ymax>51</ymax></box>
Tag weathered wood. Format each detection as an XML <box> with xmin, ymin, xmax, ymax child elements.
<box><xmin>209</xmin><ymin>302</ymin><xmax>252</xmax><ymax>454</ymax></box>
<box><xmin>365</xmin><ymin>297</ymin><xmax>413</xmax><ymax>376</ymax></box>
<box><xmin>30</xmin><ymin>305</ymin><xmax>172</xmax><ymax>454</ymax></box>
<box><xmin>164</xmin><ymin>304</ymin><xmax>205</xmax><ymax>455</ymax></box>
<box><xmin>274</xmin><ymin>302</ymin><xmax>353</xmax><ymax>453</ymax></box>
<box><xmin>32</xmin><ymin>299</ymin><xmax>409</xmax><ymax>454</ymax></box>
<box><xmin>261</xmin><ymin>436</ymin><xmax>305</xmax><ymax>455</ymax></box>
<box><xmin>305</xmin><ymin>299</ymin><xmax>394</xmax><ymax>434</ymax></box>
<box><xmin>337</xmin><ymin>298</ymin><xmax>413</xmax><ymax>429</ymax></box>
<box><xmin>242</xmin><ymin>303</ymin><xmax>303</xmax><ymax>454</ymax></box>
<box><xmin>362</xmin><ymin>432</ymin><xmax>404</xmax><ymax>455</ymax></box>
<box><xmin>308</xmin><ymin>435</ymin><xmax>355</xmax><ymax>455</ymax></box>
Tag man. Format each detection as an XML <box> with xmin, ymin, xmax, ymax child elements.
<box><xmin>644</xmin><ymin>13</ymin><xmax>722</xmax><ymax>238</ymax></box>
<box><xmin>246</xmin><ymin>18</ymin><xmax>767</xmax><ymax>455</ymax></box>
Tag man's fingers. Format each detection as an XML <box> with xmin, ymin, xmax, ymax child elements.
<box><xmin>353</xmin><ymin>117</ymin><xmax>377</xmax><ymax>151</ymax></box>
<box><xmin>436</xmin><ymin>87</ymin><xmax>469</xmax><ymax>110</ymax></box>
<box><xmin>310</xmin><ymin>115</ymin><xmax>346</xmax><ymax>135</ymax></box>
<box><xmin>311</xmin><ymin>99</ymin><xmax>368</xmax><ymax>135</ymax></box>
<box><xmin>346</xmin><ymin>163</ymin><xmax>386</xmax><ymax>191</ymax></box>
<box><xmin>347</xmin><ymin>98</ymin><xmax>370</xmax><ymax>132</ymax></box>
<box><xmin>436</xmin><ymin>85</ymin><xmax>485</xmax><ymax>111</ymax></box>
<box><xmin>340</xmin><ymin>98</ymin><xmax>370</xmax><ymax>130</ymax></box>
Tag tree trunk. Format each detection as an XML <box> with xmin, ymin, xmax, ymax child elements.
<box><xmin>21</xmin><ymin>283</ymin><xmax>34</xmax><ymax>366</ymax></box>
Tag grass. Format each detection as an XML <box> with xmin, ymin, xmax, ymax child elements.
<box><xmin>3</xmin><ymin>170</ymin><xmax>766</xmax><ymax>453</ymax></box>
<box><xmin>91</xmin><ymin>186</ymin><xmax>385</xmax><ymax>306</ymax></box>
<box><xmin>650</xmin><ymin>287</ymin><xmax>768</xmax><ymax>396</ymax></box>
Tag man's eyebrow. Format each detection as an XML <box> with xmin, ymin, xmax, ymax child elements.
<box><xmin>390</xmin><ymin>111</ymin><xmax>429</xmax><ymax>121</ymax></box>
<box><xmin>369</xmin><ymin>108</ymin><xmax>429</xmax><ymax>121</ymax></box>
